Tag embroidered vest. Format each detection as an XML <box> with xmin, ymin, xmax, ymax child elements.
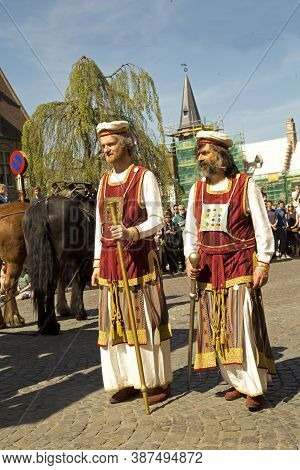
<box><xmin>98</xmin><ymin>164</ymin><xmax>158</xmax><ymax>286</ymax></box>
<box><xmin>194</xmin><ymin>173</ymin><xmax>256</xmax><ymax>290</ymax></box>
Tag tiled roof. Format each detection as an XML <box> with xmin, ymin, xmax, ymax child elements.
<box><xmin>0</xmin><ymin>68</ymin><xmax>28</xmax><ymax>140</ymax></box>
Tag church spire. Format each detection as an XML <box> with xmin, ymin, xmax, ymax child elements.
<box><xmin>178</xmin><ymin>73</ymin><xmax>201</xmax><ymax>130</ymax></box>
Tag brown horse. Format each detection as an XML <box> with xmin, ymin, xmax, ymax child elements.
<box><xmin>0</xmin><ymin>202</ymin><xmax>28</xmax><ymax>328</ymax></box>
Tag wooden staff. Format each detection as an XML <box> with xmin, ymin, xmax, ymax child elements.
<box><xmin>109</xmin><ymin>201</ymin><xmax>150</xmax><ymax>415</ymax></box>
<box><xmin>187</xmin><ymin>252</ymin><xmax>200</xmax><ymax>390</ymax></box>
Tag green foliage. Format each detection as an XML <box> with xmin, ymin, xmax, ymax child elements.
<box><xmin>22</xmin><ymin>56</ymin><xmax>171</xmax><ymax>198</ymax></box>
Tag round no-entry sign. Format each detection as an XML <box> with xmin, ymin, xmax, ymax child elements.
<box><xmin>9</xmin><ymin>150</ymin><xmax>28</xmax><ymax>175</ymax></box>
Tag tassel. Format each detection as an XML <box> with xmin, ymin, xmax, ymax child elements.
<box><xmin>117</xmin><ymin>321</ymin><xmax>124</xmax><ymax>338</ymax></box>
<box><xmin>109</xmin><ymin>283</ymin><xmax>125</xmax><ymax>342</ymax></box>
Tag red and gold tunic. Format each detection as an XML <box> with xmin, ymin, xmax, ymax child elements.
<box><xmin>194</xmin><ymin>173</ymin><xmax>256</xmax><ymax>291</ymax></box>
<box><xmin>96</xmin><ymin>164</ymin><xmax>170</xmax><ymax>347</ymax></box>
<box><xmin>192</xmin><ymin>174</ymin><xmax>275</xmax><ymax>375</ymax></box>
<box><xmin>97</xmin><ymin>164</ymin><xmax>158</xmax><ymax>287</ymax></box>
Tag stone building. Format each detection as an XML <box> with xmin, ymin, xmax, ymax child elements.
<box><xmin>0</xmin><ymin>67</ymin><xmax>28</xmax><ymax>200</ymax></box>
<box><xmin>244</xmin><ymin>118</ymin><xmax>300</xmax><ymax>202</ymax></box>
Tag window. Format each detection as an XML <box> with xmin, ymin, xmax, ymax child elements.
<box><xmin>0</xmin><ymin>151</ymin><xmax>13</xmax><ymax>186</ymax></box>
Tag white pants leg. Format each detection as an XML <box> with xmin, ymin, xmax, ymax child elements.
<box><xmin>100</xmin><ymin>293</ymin><xmax>172</xmax><ymax>391</ymax></box>
<box><xmin>218</xmin><ymin>288</ymin><xmax>271</xmax><ymax>396</ymax></box>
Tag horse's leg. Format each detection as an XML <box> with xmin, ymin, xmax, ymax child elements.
<box><xmin>56</xmin><ymin>263</ymin><xmax>71</xmax><ymax>316</ymax></box>
<box><xmin>70</xmin><ymin>266</ymin><xmax>87</xmax><ymax>321</ymax></box>
<box><xmin>41</xmin><ymin>284</ymin><xmax>60</xmax><ymax>335</ymax></box>
<box><xmin>0</xmin><ymin>259</ymin><xmax>4</xmax><ymax>328</ymax></box>
<box><xmin>3</xmin><ymin>262</ymin><xmax>25</xmax><ymax>328</ymax></box>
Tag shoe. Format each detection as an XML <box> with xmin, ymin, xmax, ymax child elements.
<box><xmin>109</xmin><ymin>387</ymin><xmax>140</xmax><ymax>404</ymax></box>
<box><xmin>245</xmin><ymin>395</ymin><xmax>263</xmax><ymax>410</ymax></box>
<box><xmin>275</xmin><ymin>251</ymin><xmax>280</xmax><ymax>257</ymax></box>
<box><xmin>224</xmin><ymin>387</ymin><xmax>241</xmax><ymax>401</ymax></box>
<box><xmin>285</xmin><ymin>254</ymin><xmax>292</xmax><ymax>259</ymax></box>
<box><xmin>147</xmin><ymin>385</ymin><xmax>171</xmax><ymax>405</ymax></box>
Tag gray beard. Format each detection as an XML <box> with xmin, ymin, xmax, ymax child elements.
<box><xmin>199</xmin><ymin>162</ymin><xmax>219</xmax><ymax>178</ymax></box>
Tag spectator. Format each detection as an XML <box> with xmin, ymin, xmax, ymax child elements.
<box><xmin>155</xmin><ymin>229</ymin><xmax>169</xmax><ymax>273</ymax></box>
<box><xmin>292</xmin><ymin>185</ymin><xmax>300</xmax><ymax>207</ymax></box>
<box><xmin>275</xmin><ymin>200</ymin><xmax>291</xmax><ymax>259</ymax></box>
<box><xmin>0</xmin><ymin>184</ymin><xmax>8</xmax><ymax>204</ymax></box>
<box><xmin>16</xmin><ymin>270</ymin><xmax>32</xmax><ymax>300</ymax></box>
<box><xmin>172</xmin><ymin>204</ymin><xmax>179</xmax><ymax>218</ymax></box>
<box><xmin>287</xmin><ymin>204</ymin><xmax>298</xmax><ymax>256</ymax></box>
<box><xmin>172</xmin><ymin>204</ymin><xmax>186</xmax><ymax>271</ymax></box>
<box><xmin>259</xmin><ymin>185</ymin><xmax>267</xmax><ymax>203</ymax></box>
<box><xmin>31</xmin><ymin>186</ymin><xmax>46</xmax><ymax>204</ymax></box>
<box><xmin>293</xmin><ymin>211</ymin><xmax>300</xmax><ymax>257</ymax></box>
<box><xmin>173</xmin><ymin>204</ymin><xmax>186</xmax><ymax>230</ymax></box>
<box><xmin>161</xmin><ymin>210</ymin><xmax>181</xmax><ymax>274</ymax></box>
<box><xmin>266</xmin><ymin>200</ymin><xmax>278</xmax><ymax>258</ymax></box>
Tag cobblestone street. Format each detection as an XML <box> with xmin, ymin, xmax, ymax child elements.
<box><xmin>0</xmin><ymin>259</ymin><xmax>299</xmax><ymax>450</ymax></box>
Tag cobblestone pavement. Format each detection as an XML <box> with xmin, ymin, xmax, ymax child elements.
<box><xmin>0</xmin><ymin>259</ymin><xmax>299</xmax><ymax>450</ymax></box>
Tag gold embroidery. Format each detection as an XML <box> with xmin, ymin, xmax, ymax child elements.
<box><xmin>225</xmin><ymin>276</ymin><xmax>253</xmax><ymax>288</ymax></box>
<box><xmin>193</xmin><ymin>180</ymin><xmax>199</xmax><ymax>220</ymax></box>
<box><xmin>231</xmin><ymin>385</ymin><xmax>268</xmax><ymax>397</ymax></box>
<box><xmin>126</xmin><ymin>329</ymin><xmax>147</xmax><ymax>345</ymax></box>
<box><xmin>194</xmin><ymin>347</ymin><xmax>243</xmax><ymax>370</ymax></box>
<box><xmin>97</xmin><ymin>249</ymin><xmax>160</xmax><ymax>288</ymax></box>
<box><xmin>218</xmin><ymin>347</ymin><xmax>243</xmax><ymax>364</ymax></box>
<box><xmin>98</xmin><ymin>328</ymin><xmax>147</xmax><ymax>346</ymax></box>
<box><xmin>198</xmin><ymin>275</ymin><xmax>254</xmax><ymax>291</ymax></box>
<box><xmin>194</xmin><ymin>352</ymin><xmax>216</xmax><ymax>370</ymax></box>
<box><xmin>97</xmin><ymin>270</ymin><xmax>157</xmax><ymax>288</ymax></box>
<box><xmin>206</xmin><ymin>178</ymin><xmax>232</xmax><ymax>194</ymax></box>
<box><xmin>243</xmin><ymin>175</ymin><xmax>251</xmax><ymax>216</ymax></box>
<box><xmin>98</xmin><ymin>330</ymin><xmax>108</xmax><ymax>345</ymax></box>
<box><xmin>107</xmin><ymin>164</ymin><xmax>134</xmax><ymax>186</ymax></box>
<box><xmin>137</xmin><ymin>169</ymin><xmax>147</xmax><ymax>209</ymax></box>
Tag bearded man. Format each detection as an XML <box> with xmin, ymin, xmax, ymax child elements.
<box><xmin>184</xmin><ymin>131</ymin><xmax>275</xmax><ymax>410</ymax></box>
<box><xmin>91</xmin><ymin>121</ymin><xmax>172</xmax><ymax>405</ymax></box>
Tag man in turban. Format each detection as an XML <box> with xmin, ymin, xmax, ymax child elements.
<box><xmin>184</xmin><ymin>131</ymin><xmax>275</xmax><ymax>410</ymax></box>
<box><xmin>92</xmin><ymin>121</ymin><xmax>172</xmax><ymax>405</ymax></box>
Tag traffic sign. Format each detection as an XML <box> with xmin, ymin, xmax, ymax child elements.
<box><xmin>9</xmin><ymin>150</ymin><xmax>28</xmax><ymax>176</ymax></box>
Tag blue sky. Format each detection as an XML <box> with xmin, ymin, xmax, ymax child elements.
<box><xmin>1</xmin><ymin>0</ymin><xmax>300</xmax><ymax>143</ymax></box>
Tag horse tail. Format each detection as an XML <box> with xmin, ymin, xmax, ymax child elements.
<box><xmin>22</xmin><ymin>201</ymin><xmax>56</xmax><ymax>308</ymax></box>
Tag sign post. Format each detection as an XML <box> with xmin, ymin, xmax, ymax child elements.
<box><xmin>9</xmin><ymin>151</ymin><xmax>28</xmax><ymax>202</ymax></box>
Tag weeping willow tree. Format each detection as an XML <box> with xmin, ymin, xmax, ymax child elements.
<box><xmin>22</xmin><ymin>56</ymin><xmax>171</xmax><ymax>201</ymax></box>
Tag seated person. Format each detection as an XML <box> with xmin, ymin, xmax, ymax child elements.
<box><xmin>17</xmin><ymin>270</ymin><xmax>32</xmax><ymax>300</ymax></box>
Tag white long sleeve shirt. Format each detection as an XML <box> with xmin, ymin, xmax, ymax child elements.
<box><xmin>94</xmin><ymin>168</ymin><xmax>164</xmax><ymax>261</ymax></box>
<box><xmin>183</xmin><ymin>177</ymin><xmax>274</xmax><ymax>264</ymax></box>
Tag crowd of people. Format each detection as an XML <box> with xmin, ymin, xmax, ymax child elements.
<box><xmin>155</xmin><ymin>184</ymin><xmax>300</xmax><ymax>275</ymax></box>
<box><xmin>155</xmin><ymin>204</ymin><xmax>186</xmax><ymax>274</ymax></box>
<box><xmin>265</xmin><ymin>185</ymin><xmax>300</xmax><ymax>259</ymax></box>
<box><xmin>154</xmin><ymin>182</ymin><xmax>300</xmax><ymax>275</ymax></box>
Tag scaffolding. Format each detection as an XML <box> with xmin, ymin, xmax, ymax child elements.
<box><xmin>254</xmin><ymin>170</ymin><xmax>300</xmax><ymax>203</ymax></box>
<box><xmin>165</xmin><ymin>118</ymin><xmax>224</xmax><ymax>139</ymax></box>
